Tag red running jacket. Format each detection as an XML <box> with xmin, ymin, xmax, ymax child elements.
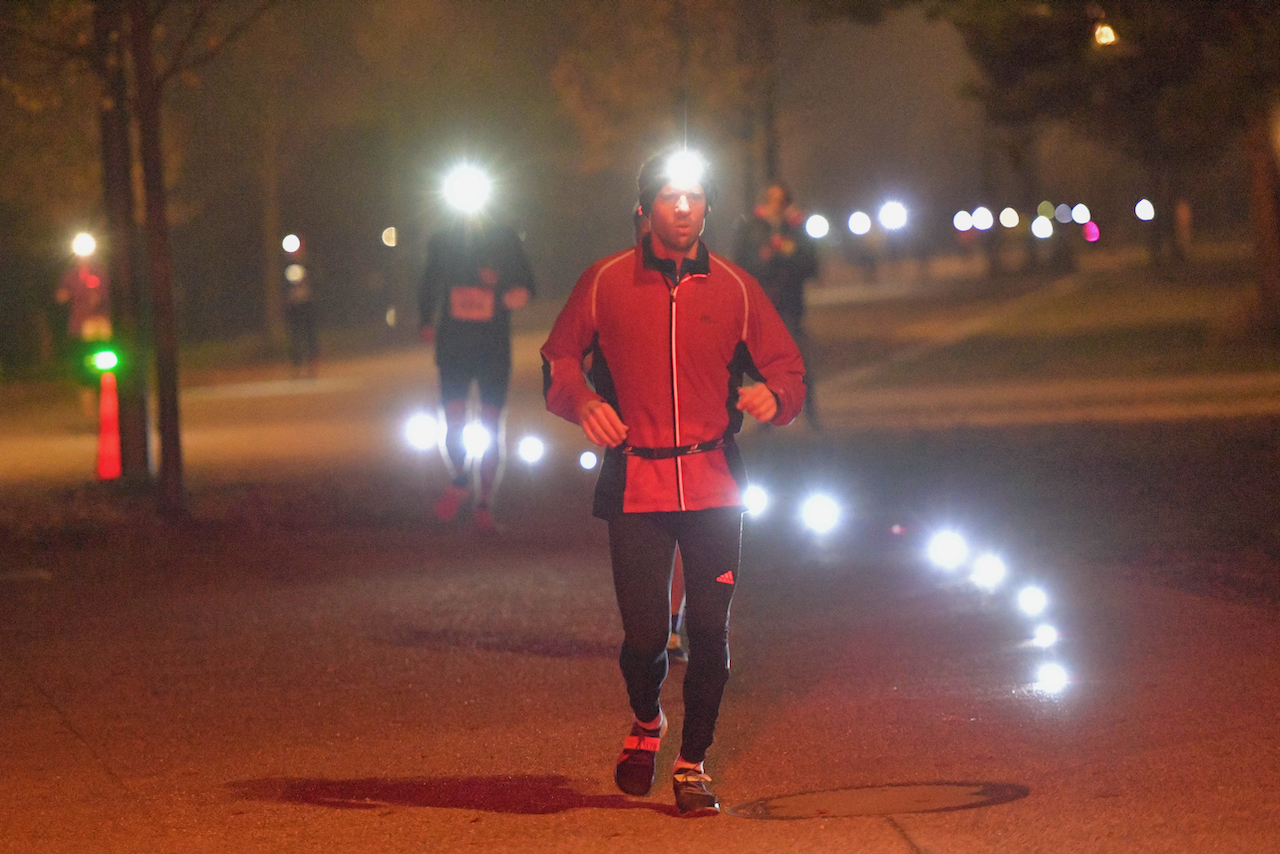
<box><xmin>541</xmin><ymin>236</ymin><xmax>806</xmax><ymax>519</ymax></box>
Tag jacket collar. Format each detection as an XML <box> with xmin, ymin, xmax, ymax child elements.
<box><xmin>641</xmin><ymin>234</ymin><xmax>709</xmax><ymax>287</ymax></box>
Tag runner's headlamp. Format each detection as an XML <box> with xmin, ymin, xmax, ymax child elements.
<box><xmin>442</xmin><ymin>164</ymin><xmax>492</xmax><ymax>215</ymax></box>
<box><xmin>637</xmin><ymin>148</ymin><xmax>717</xmax><ymax>215</ymax></box>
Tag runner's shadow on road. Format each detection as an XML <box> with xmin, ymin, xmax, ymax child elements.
<box><xmin>228</xmin><ymin>775</ymin><xmax>676</xmax><ymax>816</ymax></box>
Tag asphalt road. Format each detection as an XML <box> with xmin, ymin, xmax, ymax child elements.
<box><xmin>2</xmin><ymin>296</ymin><xmax>1279</xmax><ymax>852</ymax></box>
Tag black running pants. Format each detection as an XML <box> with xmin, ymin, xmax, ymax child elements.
<box><xmin>608</xmin><ymin>506</ymin><xmax>741</xmax><ymax>764</ymax></box>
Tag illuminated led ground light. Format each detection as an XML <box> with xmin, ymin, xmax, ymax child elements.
<box><xmin>516</xmin><ymin>436</ymin><xmax>545</xmax><ymax>464</ymax></box>
<box><xmin>800</xmin><ymin>494</ymin><xmax>840</xmax><ymax>534</ymax></box>
<box><xmin>404</xmin><ymin>412</ymin><xmax>440</xmax><ymax>451</ymax></box>
<box><xmin>742</xmin><ymin>484</ymin><xmax>769</xmax><ymax>517</ymax></box>
<box><xmin>921</xmin><ymin>528</ymin><xmax>1071</xmax><ymax>696</ymax></box>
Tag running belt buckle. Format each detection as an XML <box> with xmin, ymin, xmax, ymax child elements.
<box><xmin>622</xmin><ymin>438</ymin><xmax>725</xmax><ymax>460</ymax></box>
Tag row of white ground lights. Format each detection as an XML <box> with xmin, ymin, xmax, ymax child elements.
<box><xmin>926</xmin><ymin>530</ymin><xmax>1069</xmax><ymax>695</ymax></box>
<box><xmin>406</xmin><ymin>415</ymin><xmax>854</xmax><ymax>545</ymax></box>
<box><xmin>404</xmin><ymin>414</ymin><xmax>644</xmax><ymax>472</ymax></box>
<box><xmin>823</xmin><ymin>200</ymin><xmax>1157</xmax><ymax>240</ymax></box>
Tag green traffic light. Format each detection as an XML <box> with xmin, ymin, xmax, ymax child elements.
<box><xmin>89</xmin><ymin>348</ymin><xmax>119</xmax><ymax>372</ymax></box>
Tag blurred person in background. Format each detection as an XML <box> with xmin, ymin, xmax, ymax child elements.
<box><xmin>733</xmin><ymin>181</ymin><xmax>820</xmax><ymax>428</ymax></box>
<box><xmin>419</xmin><ymin>167</ymin><xmax>534</xmax><ymax>531</ymax></box>
<box><xmin>282</xmin><ymin>240</ymin><xmax>319</xmax><ymax>378</ymax></box>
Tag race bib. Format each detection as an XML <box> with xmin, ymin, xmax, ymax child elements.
<box><xmin>450</xmin><ymin>286</ymin><xmax>495</xmax><ymax>321</ymax></box>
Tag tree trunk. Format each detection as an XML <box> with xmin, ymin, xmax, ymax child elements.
<box><xmin>127</xmin><ymin>0</ymin><xmax>185</xmax><ymax>515</ymax></box>
<box><xmin>759</xmin><ymin>0</ymin><xmax>779</xmax><ymax>184</ymax></box>
<box><xmin>94</xmin><ymin>0</ymin><xmax>150</xmax><ymax>485</ymax></box>
<box><xmin>1244</xmin><ymin>108</ymin><xmax>1280</xmax><ymax>331</ymax></box>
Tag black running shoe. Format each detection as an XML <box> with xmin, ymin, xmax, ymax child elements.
<box><xmin>614</xmin><ymin>712</ymin><xmax>666</xmax><ymax>796</ymax></box>
<box><xmin>673</xmin><ymin>768</ymin><xmax>720</xmax><ymax>816</ymax></box>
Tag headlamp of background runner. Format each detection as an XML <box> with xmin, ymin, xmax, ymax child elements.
<box><xmin>442</xmin><ymin>164</ymin><xmax>492</xmax><ymax>215</ymax></box>
<box><xmin>663</xmin><ymin>150</ymin><xmax>706</xmax><ymax>193</ymax></box>
<box><xmin>72</xmin><ymin>232</ymin><xmax>97</xmax><ymax>257</ymax></box>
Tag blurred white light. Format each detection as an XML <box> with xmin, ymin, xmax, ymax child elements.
<box><xmin>381</xmin><ymin>227</ymin><xmax>397</xmax><ymax>247</ymax></box>
<box><xmin>516</xmin><ymin>435</ymin><xmax>545</xmax><ymax>464</ymax></box>
<box><xmin>1032</xmin><ymin>624</ymin><xmax>1059</xmax><ymax>648</ymax></box>
<box><xmin>284</xmin><ymin>264</ymin><xmax>306</xmax><ymax>283</ymax></box>
<box><xmin>1071</xmin><ymin>203</ymin><xmax>1091</xmax><ymax>225</ymax></box>
<box><xmin>443</xmin><ymin>164</ymin><xmax>492</xmax><ymax>214</ymax></box>
<box><xmin>72</xmin><ymin>232</ymin><xmax>97</xmax><ymax>257</ymax></box>
<box><xmin>926</xmin><ymin>530</ymin><xmax>969</xmax><ymax>571</ymax></box>
<box><xmin>1031</xmin><ymin>216</ymin><xmax>1054</xmax><ymax>239</ymax></box>
<box><xmin>800</xmin><ymin>494</ymin><xmax>840</xmax><ymax>534</ymax></box>
<box><xmin>404</xmin><ymin>412</ymin><xmax>439</xmax><ymax>451</ymax></box>
<box><xmin>1095</xmin><ymin>23</ymin><xmax>1116</xmax><ymax>46</ymax></box>
<box><xmin>805</xmin><ymin>214</ymin><xmax>830</xmax><ymax>239</ymax></box>
<box><xmin>385</xmin><ymin>307</ymin><xmax>398</xmax><ymax>327</ymax></box>
<box><xmin>953</xmin><ymin>210</ymin><xmax>973</xmax><ymax>232</ymax></box>
<box><xmin>281</xmin><ymin>233</ymin><xmax>301</xmax><ymax>253</ymax></box>
<box><xmin>969</xmin><ymin>553</ymin><xmax>1008</xmax><ymax>590</ymax></box>
<box><xmin>665</xmin><ymin>150</ymin><xmax>706</xmax><ymax>192</ymax></box>
<box><xmin>1054</xmin><ymin>204</ymin><xmax>1073</xmax><ymax>224</ymax></box>
<box><xmin>462</xmin><ymin>422</ymin><xmax>492</xmax><ymax>458</ymax></box>
<box><xmin>848</xmin><ymin>211</ymin><xmax>872</xmax><ymax>235</ymax></box>
<box><xmin>1135</xmin><ymin>199</ymin><xmax>1155</xmax><ymax>221</ymax></box>
<box><xmin>1033</xmin><ymin>662</ymin><xmax>1069</xmax><ymax>694</ymax></box>
<box><xmin>1018</xmin><ymin>586</ymin><xmax>1049</xmax><ymax>616</ymax></box>
<box><xmin>972</xmin><ymin>206</ymin><xmax>994</xmax><ymax>231</ymax></box>
<box><xmin>879</xmin><ymin>201</ymin><xmax>908</xmax><ymax>230</ymax></box>
<box><xmin>579</xmin><ymin>450</ymin><xmax>598</xmax><ymax>469</ymax></box>
<box><xmin>999</xmin><ymin>207</ymin><xmax>1020</xmax><ymax>228</ymax></box>
<box><xmin>743</xmin><ymin>484</ymin><xmax>769</xmax><ymax>516</ymax></box>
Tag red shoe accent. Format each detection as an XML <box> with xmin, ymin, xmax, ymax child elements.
<box><xmin>622</xmin><ymin>735</ymin><xmax>662</xmax><ymax>752</ymax></box>
<box><xmin>716</xmin><ymin>571</ymin><xmax>735</xmax><ymax>584</ymax></box>
<box><xmin>433</xmin><ymin>485</ymin><xmax>469</xmax><ymax>522</ymax></box>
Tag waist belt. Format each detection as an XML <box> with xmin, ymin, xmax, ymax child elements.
<box><xmin>621</xmin><ymin>438</ymin><xmax>726</xmax><ymax>460</ymax></box>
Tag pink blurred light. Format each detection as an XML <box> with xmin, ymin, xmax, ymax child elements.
<box><xmin>1083</xmin><ymin>221</ymin><xmax>1100</xmax><ymax>243</ymax></box>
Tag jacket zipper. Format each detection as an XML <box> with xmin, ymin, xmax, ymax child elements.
<box><xmin>669</xmin><ymin>279</ymin><xmax>686</xmax><ymax>510</ymax></box>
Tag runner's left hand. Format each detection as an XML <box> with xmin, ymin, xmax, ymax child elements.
<box><xmin>737</xmin><ymin>383</ymin><xmax>777</xmax><ymax>423</ymax></box>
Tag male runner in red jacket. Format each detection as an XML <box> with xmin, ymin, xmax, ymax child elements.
<box><xmin>541</xmin><ymin>149</ymin><xmax>806</xmax><ymax>815</ymax></box>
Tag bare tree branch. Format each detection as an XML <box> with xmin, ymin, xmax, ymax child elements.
<box><xmin>160</xmin><ymin>0</ymin><xmax>282</xmax><ymax>84</ymax></box>
<box><xmin>158</xmin><ymin>0</ymin><xmax>217</xmax><ymax>81</ymax></box>
<box><xmin>0</xmin><ymin>18</ymin><xmax>92</xmax><ymax>62</ymax></box>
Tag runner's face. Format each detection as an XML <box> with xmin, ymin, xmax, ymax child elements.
<box><xmin>648</xmin><ymin>182</ymin><xmax>706</xmax><ymax>256</ymax></box>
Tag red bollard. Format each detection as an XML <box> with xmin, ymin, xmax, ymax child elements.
<box><xmin>97</xmin><ymin>370</ymin><xmax>122</xmax><ymax>480</ymax></box>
